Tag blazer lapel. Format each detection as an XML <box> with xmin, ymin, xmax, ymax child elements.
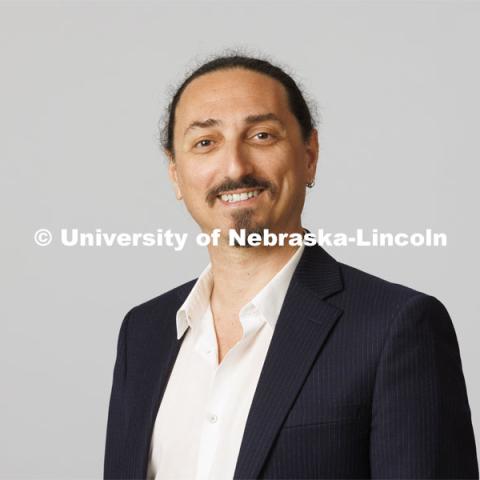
<box><xmin>234</xmin><ymin>244</ymin><xmax>344</xmax><ymax>479</ymax></box>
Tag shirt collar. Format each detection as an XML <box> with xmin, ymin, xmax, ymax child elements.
<box><xmin>176</xmin><ymin>240</ymin><xmax>306</xmax><ymax>340</ymax></box>
<box><xmin>176</xmin><ymin>263</ymin><xmax>213</xmax><ymax>340</ymax></box>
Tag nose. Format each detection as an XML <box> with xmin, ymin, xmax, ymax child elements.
<box><xmin>222</xmin><ymin>138</ymin><xmax>254</xmax><ymax>179</ymax></box>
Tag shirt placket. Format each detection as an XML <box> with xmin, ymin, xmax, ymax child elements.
<box><xmin>193</xmin><ymin>305</ymin><xmax>226</xmax><ymax>480</ymax></box>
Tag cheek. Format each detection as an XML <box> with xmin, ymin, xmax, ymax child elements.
<box><xmin>274</xmin><ymin>144</ymin><xmax>306</xmax><ymax>175</ymax></box>
<box><xmin>276</xmin><ymin>159</ymin><xmax>306</xmax><ymax>191</ymax></box>
<box><xmin>273</xmin><ymin>166</ymin><xmax>307</xmax><ymax>211</ymax></box>
<box><xmin>177</xmin><ymin>163</ymin><xmax>214</xmax><ymax>197</ymax></box>
<box><xmin>279</xmin><ymin>175</ymin><xmax>304</xmax><ymax>201</ymax></box>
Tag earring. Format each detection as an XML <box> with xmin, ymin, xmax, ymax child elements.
<box><xmin>306</xmin><ymin>180</ymin><xmax>315</xmax><ymax>188</ymax></box>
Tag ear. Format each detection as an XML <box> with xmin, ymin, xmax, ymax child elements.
<box><xmin>166</xmin><ymin>151</ymin><xmax>183</xmax><ymax>200</ymax></box>
<box><xmin>305</xmin><ymin>128</ymin><xmax>319</xmax><ymax>183</ymax></box>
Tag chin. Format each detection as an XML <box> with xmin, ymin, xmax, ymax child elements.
<box><xmin>230</xmin><ymin>208</ymin><xmax>266</xmax><ymax>232</ymax></box>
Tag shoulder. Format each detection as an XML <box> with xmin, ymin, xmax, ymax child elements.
<box><xmin>332</xmin><ymin>260</ymin><xmax>450</xmax><ymax>330</ymax></box>
<box><xmin>338</xmin><ymin>261</ymin><xmax>424</xmax><ymax>300</ymax></box>
<box><xmin>318</xmin><ymin>260</ymin><xmax>459</xmax><ymax>370</ymax></box>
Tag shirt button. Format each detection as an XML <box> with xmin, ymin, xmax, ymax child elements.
<box><xmin>208</xmin><ymin>413</ymin><xmax>218</xmax><ymax>423</ymax></box>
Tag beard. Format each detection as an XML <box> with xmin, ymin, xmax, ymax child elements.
<box><xmin>229</xmin><ymin>208</ymin><xmax>268</xmax><ymax>248</ymax></box>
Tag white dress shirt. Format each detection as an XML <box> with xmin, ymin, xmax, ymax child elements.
<box><xmin>147</xmin><ymin>244</ymin><xmax>305</xmax><ymax>480</ymax></box>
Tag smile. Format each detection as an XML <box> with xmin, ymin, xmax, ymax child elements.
<box><xmin>216</xmin><ymin>188</ymin><xmax>264</xmax><ymax>205</ymax></box>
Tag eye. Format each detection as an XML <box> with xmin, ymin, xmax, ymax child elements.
<box><xmin>251</xmin><ymin>131</ymin><xmax>277</xmax><ymax>144</ymax></box>
<box><xmin>194</xmin><ymin>138</ymin><xmax>214</xmax><ymax>149</ymax></box>
<box><xmin>254</xmin><ymin>132</ymin><xmax>273</xmax><ymax>140</ymax></box>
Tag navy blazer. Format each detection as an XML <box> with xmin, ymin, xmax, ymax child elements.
<box><xmin>104</xmin><ymin>243</ymin><xmax>478</xmax><ymax>479</ymax></box>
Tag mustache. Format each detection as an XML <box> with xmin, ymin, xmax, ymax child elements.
<box><xmin>206</xmin><ymin>175</ymin><xmax>275</xmax><ymax>206</ymax></box>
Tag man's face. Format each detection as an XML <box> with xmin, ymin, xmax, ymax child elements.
<box><xmin>168</xmin><ymin>68</ymin><xmax>318</xmax><ymax>241</ymax></box>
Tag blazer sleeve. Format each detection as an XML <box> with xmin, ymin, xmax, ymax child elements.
<box><xmin>370</xmin><ymin>294</ymin><xmax>478</xmax><ymax>478</ymax></box>
<box><xmin>103</xmin><ymin>308</ymin><xmax>132</xmax><ymax>479</ymax></box>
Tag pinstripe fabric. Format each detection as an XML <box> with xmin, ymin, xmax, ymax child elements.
<box><xmin>104</xmin><ymin>243</ymin><xmax>478</xmax><ymax>479</ymax></box>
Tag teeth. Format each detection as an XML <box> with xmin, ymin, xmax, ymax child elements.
<box><xmin>220</xmin><ymin>190</ymin><xmax>261</xmax><ymax>203</ymax></box>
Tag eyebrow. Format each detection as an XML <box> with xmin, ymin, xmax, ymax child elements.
<box><xmin>183</xmin><ymin>112</ymin><xmax>284</xmax><ymax>136</ymax></box>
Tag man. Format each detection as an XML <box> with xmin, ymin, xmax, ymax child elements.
<box><xmin>104</xmin><ymin>54</ymin><xmax>478</xmax><ymax>479</ymax></box>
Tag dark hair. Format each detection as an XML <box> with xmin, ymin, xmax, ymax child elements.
<box><xmin>160</xmin><ymin>52</ymin><xmax>317</xmax><ymax>158</ymax></box>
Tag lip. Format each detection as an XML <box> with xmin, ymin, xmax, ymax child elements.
<box><xmin>216</xmin><ymin>188</ymin><xmax>265</xmax><ymax>207</ymax></box>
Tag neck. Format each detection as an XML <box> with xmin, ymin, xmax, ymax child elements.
<box><xmin>207</xmin><ymin>225</ymin><xmax>305</xmax><ymax>314</ymax></box>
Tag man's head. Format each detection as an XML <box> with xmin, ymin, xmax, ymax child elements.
<box><xmin>162</xmin><ymin>54</ymin><xmax>318</xmax><ymax>244</ymax></box>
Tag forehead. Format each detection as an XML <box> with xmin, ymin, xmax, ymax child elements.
<box><xmin>174</xmin><ymin>69</ymin><xmax>291</xmax><ymax>129</ymax></box>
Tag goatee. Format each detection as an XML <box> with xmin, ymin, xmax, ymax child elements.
<box><xmin>230</xmin><ymin>208</ymin><xmax>267</xmax><ymax>248</ymax></box>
